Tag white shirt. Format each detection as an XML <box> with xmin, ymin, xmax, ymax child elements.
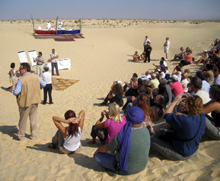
<box><xmin>10</xmin><ymin>68</ymin><xmax>16</xmax><ymax>78</ymax></box>
<box><xmin>50</xmin><ymin>52</ymin><xmax>58</xmax><ymax>63</ymax></box>
<box><xmin>181</xmin><ymin>78</ymin><xmax>189</xmax><ymax>93</ymax></box>
<box><xmin>144</xmin><ymin>38</ymin><xmax>151</xmax><ymax>45</ymax></box>
<box><xmin>42</xmin><ymin>71</ymin><xmax>52</xmax><ymax>84</ymax></box>
<box><xmin>159</xmin><ymin>72</ymin><xmax>165</xmax><ymax>80</ymax></box>
<box><xmin>141</xmin><ymin>74</ymin><xmax>152</xmax><ymax>82</ymax></box>
<box><xmin>164</xmin><ymin>40</ymin><xmax>170</xmax><ymax>49</ymax></box>
<box><xmin>64</xmin><ymin>127</ymin><xmax>81</xmax><ymax>152</ymax></box>
<box><xmin>176</xmin><ymin>71</ymin><xmax>182</xmax><ymax>82</ymax></box>
<box><xmin>195</xmin><ymin>90</ymin><xmax>211</xmax><ymax>105</ymax></box>
<box><xmin>46</xmin><ymin>22</ymin><xmax>51</xmax><ymax>30</ymax></box>
<box><xmin>163</xmin><ymin>61</ymin><xmax>167</xmax><ymax>67</ymax></box>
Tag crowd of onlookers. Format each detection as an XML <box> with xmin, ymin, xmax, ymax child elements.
<box><xmin>8</xmin><ymin>37</ymin><xmax>220</xmax><ymax>175</ymax></box>
<box><xmin>90</xmin><ymin>38</ymin><xmax>220</xmax><ymax>174</ymax></box>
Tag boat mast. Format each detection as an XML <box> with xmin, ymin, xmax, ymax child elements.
<box><xmin>31</xmin><ymin>15</ymin><xmax>35</xmax><ymax>37</ymax></box>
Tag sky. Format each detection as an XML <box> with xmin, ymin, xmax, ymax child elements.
<box><xmin>0</xmin><ymin>0</ymin><xmax>220</xmax><ymax>20</ymax></box>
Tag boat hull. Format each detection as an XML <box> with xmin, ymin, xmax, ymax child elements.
<box><xmin>34</xmin><ymin>30</ymin><xmax>56</xmax><ymax>35</ymax></box>
<box><xmin>56</xmin><ymin>30</ymin><xmax>80</xmax><ymax>35</ymax></box>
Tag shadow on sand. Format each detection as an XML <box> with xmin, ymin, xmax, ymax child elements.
<box><xmin>0</xmin><ymin>125</ymin><xmax>23</xmax><ymax>140</ymax></box>
<box><xmin>1</xmin><ymin>86</ymin><xmax>12</xmax><ymax>93</ymax></box>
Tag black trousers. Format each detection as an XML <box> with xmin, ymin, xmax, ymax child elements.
<box><xmin>90</xmin><ymin>125</ymin><xmax>107</xmax><ymax>145</ymax></box>
<box><xmin>51</xmin><ymin>62</ymin><xmax>59</xmax><ymax>75</ymax></box>
<box><xmin>144</xmin><ymin>52</ymin><xmax>151</xmax><ymax>62</ymax></box>
<box><xmin>43</xmin><ymin>84</ymin><xmax>53</xmax><ymax>103</ymax></box>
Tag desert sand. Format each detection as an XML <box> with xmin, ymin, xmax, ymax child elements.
<box><xmin>0</xmin><ymin>19</ymin><xmax>220</xmax><ymax>180</ymax></box>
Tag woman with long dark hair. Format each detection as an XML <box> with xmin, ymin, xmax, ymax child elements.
<box><xmin>49</xmin><ymin>109</ymin><xmax>85</xmax><ymax>154</ymax></box>
<box><xmin>100</xmin><ymin>81</ymin><xmax>124</xmax><ymax>107</ymax></box>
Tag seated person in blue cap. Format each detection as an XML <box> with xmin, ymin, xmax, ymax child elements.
<box><xmin>93</xmin><ymin>106</ymin><xmax>151</xmax><ymax>175</ymax></box>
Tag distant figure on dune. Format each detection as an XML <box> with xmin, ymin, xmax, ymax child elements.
<box><xmin>133</xmin><ymin>51</ymin><xmax>140</xmax><ymax>61</ymax></box>
<box><xmin>46</xmin><ymin>21</ymin><xmax>51</xmax><ymax>30</ymax></box>
<box><xmin>143</xmin><ymin>35</ymin><xmax>151</xmax><ymax>52</ymax></box>
<box><xmin>58</xmin><ymin>19</ymin><xmax>63</xmax><ymax>29</ymax></box>
<box><xmin>144</xmin><ymin>41</ymin><xmax>152</xmax><ymax>63</ymax></box>
<box><xmin>163</xmin><ymin>37</ymin><xmax>170</xmax><ymax>60</ymax></box>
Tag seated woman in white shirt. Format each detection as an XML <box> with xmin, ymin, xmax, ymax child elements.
<box><xmin>49</xmin><ymin>109</ymin><xmax>85</xmax><ymax>154</ymax></box>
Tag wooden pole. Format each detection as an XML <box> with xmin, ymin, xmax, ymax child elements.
<box><xmin>31</xmin><ymin>15</ymin><xmax>35</xmax><ymax>37</ymax></box>
<box><xmin>79</xmin><ymin>19</ymin><xmax>82</xmax><ymax>34</ymax></box>
<box><xmin>56</xmin><ymin>16</ymin><xmax>58</xmax><ymax>34</ymax></box>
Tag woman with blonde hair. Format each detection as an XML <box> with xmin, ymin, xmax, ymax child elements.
<box><xmin>151</xmin><ymin>94</ymin><xmax>205</xmax><ymax>160</ymax></box>
<box><xmin>89</xmin><ymin>102</ymin><xmax>126</xmax><ymax>144</ymax></box>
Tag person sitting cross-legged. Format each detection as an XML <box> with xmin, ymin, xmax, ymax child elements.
<box><xmin>49</xmin><ymin>109</ymin><xmax>85</xmax><ymax>154</ymax></box>
<box><xmin>94</xmin><ymin>107</ymin><xmax>151</xmax><ymax>175</ymax></box>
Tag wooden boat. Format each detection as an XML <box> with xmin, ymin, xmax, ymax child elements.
<box><xmin>34</xmin><ymin>29</ymin><xmax>80</xmax><ymax>35</ymax></box>
<box><xmin>34</xmin><ymin>30</ymin><xmax>56</xmax><ymax>35</ymax></box>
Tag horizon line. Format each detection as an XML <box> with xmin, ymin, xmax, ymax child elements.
<box><xmin>1</xmin><ymin>18</ymin><xmax>220</xmax><ymax>21</ymax></box>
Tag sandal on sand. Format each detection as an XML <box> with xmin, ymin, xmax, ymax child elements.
<box><xmin>48</xmin><ymin>143</ymin><xmax>56</xmax><ymax>149</ymax></box>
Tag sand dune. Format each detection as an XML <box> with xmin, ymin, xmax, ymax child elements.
<box><xmin>0</xmin><ymin>19</ymin><xmax>220</xmax><ymax>180</ymax></box>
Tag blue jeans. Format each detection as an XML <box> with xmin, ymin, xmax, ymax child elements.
<box><xmin>95</xmin><ymin>153</ymin><xmax>127</xmax><ymax>175</ymax></box>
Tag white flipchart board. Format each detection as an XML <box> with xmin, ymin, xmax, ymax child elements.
<box><xmin>28</xmin><ymin>50</ymin><xmax>37</xmax><ymax>66</ymax></box>
<box><xmin>18</xmin><ymin>51</ymin><xmax>28</xmax><ymax>63</ymax></box>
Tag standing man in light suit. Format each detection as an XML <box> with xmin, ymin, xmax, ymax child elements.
<box><xmin>50</xmin><ymin>49</ymin><xmax>59</xmax><ymax>76</ymax></box>
<box><xmin>13</xmin><ymin>63</ymin><xmax>46</xmax><ymax>141</ymax></box>
<box><xmin>34</xmin><ymin>51</ymin><xmax>45</xmax><ymax>77</ymax></box>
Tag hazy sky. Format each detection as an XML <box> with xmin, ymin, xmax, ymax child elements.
<box><xmin>0</xmin><ymin>0</ymin><xmax>220</xmax><ymax>20</ymax></box>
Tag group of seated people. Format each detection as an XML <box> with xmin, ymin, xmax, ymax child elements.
<box><xmin>132</xmin><ymin>50</ymin><xmax>151</xmax><ymax>62</ymax></box>
<box><xmin>48</xmin><ymin>39</ymin><xmax>220</xmax><ymax>175</ymax></box>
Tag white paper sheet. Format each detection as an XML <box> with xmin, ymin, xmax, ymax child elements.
<box><xmin>28</xmin><ymin>50</ymin><xmax>37</xmax><ymax>66</ymax></box>
<box><xmin>18</xmin><ymin>51</ymin><xmax>28</xmax><ymax>63</ymax></box>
